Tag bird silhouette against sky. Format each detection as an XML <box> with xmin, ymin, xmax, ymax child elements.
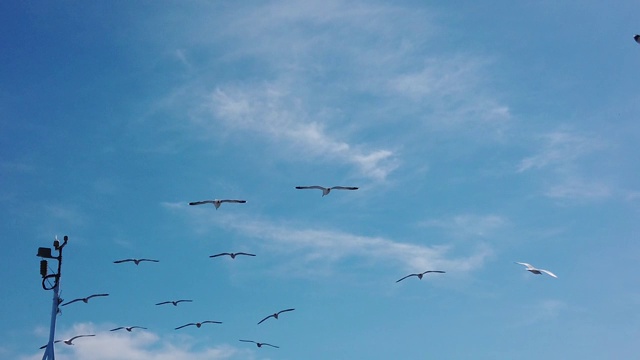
<box><xmin>515</xmin><ymin>262</ymin><xmax>558</xmax><ymax>278</ymax></box>
<box><xmin>110</xmin><ymin>326</ymin><xmax>147</xmax><ymax>332</ymax></box>
<box><xmin>239</xmin><ymin>339</ymin><xmax>280</xmax><ymax>348</ymax></box>
<box><xmin>635</xmin><ymin>34</ymin><xmax>640</xmax><ymax>44</ymax></box>
<box><xmin>209</xmin><ymin>252</ymin><xmax>256</xmax><ymax>259</ymax></box>
<box><xmin>257</xmin><ymin>308</ymin><xmax>295</xmax><ymax>324</ymax></box>
<box><xmin>156</xmin><ymin>299</ymin><xmax>193</xmax><ymax>306</ymax></box>
<box><xmin>295</xmin><ymin>185</ymin><xmax>358</xmax><ymax>196</ymax></box>
<box><xmin>60</xmin><ymin>293</ymin><xmax>109</xmax><ymax>306</ymax></box>
<box><xmin>39</xmin><ymin>334</ymin><xmax>95</xmax><ymax>349</ymax></box>
<box><xmin>113</xmin><ymin>258</ymin><xmax>159</xmax><ymax>265</ymax></box>
<box><xmin>189</xmin><ymin>199</ymin><xmax>247</xmax><ymax>209</ymax></box>
<box><xmin>396</xmin><ymin>271</ymin><xmax>446</xmax><ymax>283</ymax></box>
<box><xmin>174</xmin><ymin>321</ymin><xmax>222</xmax><ymax>330</ymax></box>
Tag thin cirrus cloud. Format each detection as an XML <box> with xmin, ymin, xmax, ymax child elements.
<box><xmin>209</xmin><ymin>85</ymin><xmax>398</xmax><ymax>180</ymax></box>
<box><xmin>22</xmin><ymin>323</ymin><xmax>242</xmax><ymax>360</ymax></box>
<box><xmin>146</xmin><ymin>0</ymin><xmax>509</xmax><ymax>180</ymax></box>
<box><xmin>181</xmin><ymin>209</ymin><xmax>491</xmax><ymax>275</ymax></box>
<box><xmin>517</xmin><ymin>130</ymin><xmax>611</xmax><ymax>200</ymax></box>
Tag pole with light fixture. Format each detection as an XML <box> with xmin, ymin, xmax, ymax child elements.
<box><xmin>37</xmin><ymin>235</ymin><xmax>68</xmax><ymax>360</ymax></box>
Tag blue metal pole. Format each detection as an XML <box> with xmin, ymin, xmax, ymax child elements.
<box><xmin>41</xmin><ymin>282</ymin><xmax>59</xmax><ymax>360</ymax></box>
<box><xmin>40</xmin><ymin>236</ymin><xmax>67</xmax><ymax>360</ymax></box>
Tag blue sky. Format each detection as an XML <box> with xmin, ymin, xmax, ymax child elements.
<box><xmin>2</xmin><ymin>1</ymin><xmax>639</xmax><ymax>359</ymax></box>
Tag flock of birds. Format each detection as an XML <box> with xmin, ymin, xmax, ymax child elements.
<box><xmin>43</xmin><ymin>184</ymin><xmax>559</xmax><ymax>352</ymax></box>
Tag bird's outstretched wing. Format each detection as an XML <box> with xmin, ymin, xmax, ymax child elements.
<box><xmin>330</xmin><ymin>186</ymin><xmax>359</xmax><ymax>191</ymax></box>
<box><xmin>396</xmin><ymin>274</ymin><xmax>417</xmax><ymax>283</ymax></box>
<box><xmin>189</xmin><ymin>200</ymin><xmax>214</xmax><ymax>206</ymax></box>
<box><xmin>69</xmin><ymin>334</ymin><xmax>95</xmax><ymax>342</ymax></box>
<box><xmin>422</xmin><ymin>271</ymin><xmax>446</xmax><ymax>274</ymax></box>
<box><xmin>261</xmin><ymin>342</ymin><xmax>280</xmax><ymax>348</ymax></box>
<box><xmin>209</xmin><ymin>253</ymin><xmax>232</xmax><ymax>258</ymax></box>
<box><xmin>139</xmin><ymin>259</ymin><xmax>159</xmax><ymax>263</ymax></box>
<box><xmin>515</xmin><ymin>262</ymin><xmax>533</xmax><ymax>269</ymax></box>
<box><xmin>110</xmin><ymin>327</ymin><xmax>125</xmax><ymax>331</ymax></box>
<box><xmin>277</xmin><ymin>308</ymin><xmax>295</xmax><ymax>315</ymax></box>
<box><xmin>257</xmin><ymin>314</ymin><xmax>275</xmax><ymax>325</ymax></box>
<box><xmin>175</xmin><ymin>323</ymin><xmax>195</xmax><ymax>330</ymax></box>
<box><xmin>295</xmin><ymin>186</ymin><xmax>325</xmax><ymax>190</ymax></box>
<box><xmin>87</xmin><ymin>293</ymin><xmax>109</xmax><ymax>299</ymax></box>
<box><xmin>540</xmin><ymin>269</ymin><xmax>558</xmax><ymax>278</ymax></box>
<box><xmin>113</xmin><ymin>259</ymin><xmax>134</xmax><ymax>264</ymax></box>
<box><xmin>239</xmin><ymin>339</ymin><xmax>256</xmax><ymax>344</ymax></box>
<box><xmin>201</xmin><ymin>320</ymin><xmax>222</xmax><ymax>325</ymax></box>
<box><xmin>155</xmin><ymin>301</ymin><xmax>171</xmax><ymax>305</ymax></box>
<box><xmin>220</xmin><ymin>199</ymin><xmax>246</xmax><ymax>204</ymax></box>
<box><xmin>60</xmin><ymin>298</ymin><xmax>83</xmax><ymax>306</ymax></box>
<box><xmin>235</xmin><ymin>252</ymin><xmax>256</xmax><ymax>257</ymax></box>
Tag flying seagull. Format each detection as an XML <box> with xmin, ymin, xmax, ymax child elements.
<box><xmin>39</xmin><ymin>334</ymin><xmax>95</xmax><ymax>349</ymax></box>
<box><xmin>209</xmin><ymin>252</ymin><xmax>256</xmax><ymax>259</ymax></box>
<box><xmin>189</xmin><ymin>199</ymin><xmax>246</xmax><ymax>209</ymax></box>
<box><xmin>239</xmin><ymin>339</ymin><xmax>279</xmax><ymax>348</ymax></box>
<box><xmin>60</xmin><ymin>293</ymin><xmax>109</xmax><ymax>306</ymax></box>
<box><xmin>110</xmin><ymin>326</ymin><xmax>147</xmax><ymax>332</ymax></box>
<box><xmin>174</xmin><ymin>321</ymin><xmax>222</xmax><ymax>330</ymax></box>
<box><xmin>295</xmin><ymin>186</ymin><xmax>358</xmax><ymax>196</ymax></box>
<box><xmin>635</xmin><ymin>34</ymin><xmax>640</xmax><ymax>44</ymax></box>
<box><xmin>113</xmin><ymin>258</ymin><xmax>159</xmax><ymax>265</ymax></box>
<box><xmin>156</xmin><ymin>299</ymin><xmax>193</xmax><ymax>306</ymax></box>
<box><xmin>257</xmin><ymin>308</ymin><xmax>295</xmax><ymax>325</ymax></box>
<box><xmin>515</xmin><ymin>262</ymin><xmax>558</xmax><ymax>278</ymax></box>
<box><xmin>396</xmin><ymin>270</ymin><xmax>446</xmax><ymax>283</ymax></box>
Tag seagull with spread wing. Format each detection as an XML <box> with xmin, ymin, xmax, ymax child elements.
<box><xmin>60</xmin><ymin>293</ymin><xmax>109</xmax><ymax>306</ymax></box>
<box><xmin>239</xmin><ymin>339</ymin><xmax>279</xmax><ymax>348</ymax></box>
<box><xmin>295</xmin><ymin>186</ymin><xmax>358</xmax><ymax>196</ymax></box>
<box><xmin>113</xmin><ymin>258</ymin><xmax>159</xmax><ymax>265</ymax></box>
<box><xmin>189</xmin><ymin>199</ymin><xmax>246</xmax><ymax>209</ymax></box>
<box><xmin>515</xmin><ymin>262</ymin><xmax>558</xmax><ymax>278</ymax></box>
<box><xmin>110</xmin><ymin>326</ymin><xmax>147</xmax><ymax>332</ymax></box>
<box><xmin>39</xmin><ymin>335</ymin><xmax>95</xmax><ymax>349</ymax></box>
<box><xmin>396</xmin><ymin>270</ymin><xmax>446</xmax><ymax>283</ymax></box>
<box><xmin>174</xmin><ymin>321</ymin><xmax>222</xmax><ymax>330</ymax></box>
<box><xmin>156</xmin><ymin>299</ymin><xmax>193</xmax><ymax>306</ymax></box>
<box><xmin>209</xmin><ymin>252</ymin><xmax>256</xmax><ymax>259</ymax></box>
<box><xmin>257</xmin><ymin>308</ymin><xmax>295</xmax><ymax>325</ymax></box>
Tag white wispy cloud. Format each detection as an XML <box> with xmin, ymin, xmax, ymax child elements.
<box><xmin>141</xmin><ymin>0</ymin><xmax>510</xmax><ymax>180</ymax></box>
<box><xmin>517</xmin><ymin>129</ymin><xmax>612</xmax><ymax>200</ymax></box>
<box><xmin>168</xmin><ymin>203</ymin><xmax>491</xmax><ymax>275</ymax></box>
<box><xmin>22</xmin><ymin>322</ymin><xmax>246</xmax><ymax>360</ymax></box>
<box><xmin>517</xmin><ymin>130</ymin><xmax>601</xmax><ymax>173</ymax></box>
<box><xmin>209</xmin><ymin>84</ymin><xmax>398</xmax><ymax>180</ymax></box>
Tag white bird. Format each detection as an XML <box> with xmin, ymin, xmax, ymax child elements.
<box><xmin>209</xmin><ymin>252</ymin><xmax>256</xmax><ymax>259</ymax></box>
<box><xmin>295</xmin><ymin>186</ymin><xmax>358</xmax><ymax>196</ymax></box>
<box><xmin>60</xmin><ymin>293</ymin><xmax>109</xmax><ymax>306</ymax></box>
<box><xmin>396</xmin><ymin>270</ymin><xmax>445</xmax><ymax>283</ymax></box>
<box><xmin>189</xmin><ymin>199</ymin><xmax>246</xmax><ymax>209</ymax></box>
<box><xmin>515</xmin><ymin>262</ymin><xmax>557</xmax><ymax>278</ymax></box>
<box><xmin>39</xmin><ymin>334</ymin><xmax>95</xmax><ymax>349</ymax></box>
<box><xmin>156</xmin><ymin>299</ymin><xmax>193</xmax><ymax>306</ymax></box>
<box><xmin>635</xmin><ymin>34</ymin><xmax>640</xmax><ymax>44</ymax></box>
<box><xmin>110</xmin><ymin>326</ymin><xmax>147</xmax><ymax>332</ymax></box>
<box><xmin>113</xmin><ymin>258</ymin><xmax>159</xmax><ymax>265</ymax></box>
<box><xmin>239</xmin><ymin>339</ymin><xmax>279</xmax><ymax>348</ymax></box>
<box><xmin>257</xmin><ymin>308</ymin><xmax>295</xmax><ymax>325</ymax></box>
<box><xmin>175</xmin><ymin>320</ymin><xmax>222</xmax><ymax>330</ymax></box>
